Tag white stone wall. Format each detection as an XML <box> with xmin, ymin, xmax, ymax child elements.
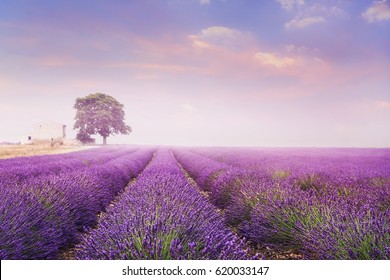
<box><xmin>32</xmin><ymin>122</ymin><xmax>66</xmax><ymax>142</ymax></box>
<box><xmin>20</xmin><ymin>134</ymin><xmax>33</xmax><ymax>145</ymax></box>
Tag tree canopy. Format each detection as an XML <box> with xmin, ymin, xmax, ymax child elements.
<box><xmin>73</xmin><ymin>93</ymin><xmax>131</xmax><ymax>145</ymax></box>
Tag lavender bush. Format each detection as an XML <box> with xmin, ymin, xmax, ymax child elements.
<box><xmin>174</xmin><ymin>147</ymin><xmax>390</xmax><ymax>259</ymax></box>
<box><xmin>173</xmin><ymin>149</ymin><xmax>241</xmax><ymax>208</ymax></box>
<box><xmin>0</xmin><ymin>146</ymin><xmax>139</xmax><ymax>186</ymax></box>
<box><xmin>76</xmin><ymin>149</ymin><xmax>250</xmax><ymax>260</ymax></box>
<box><xmin>1</xmin><ymin>146</ymin><xmax>388</xmax><ymax>260</ymax></box>
<box><xmin>0</xmin><ymin>147</ymin><xmax>155</xmax><ymax>259</ymax></box>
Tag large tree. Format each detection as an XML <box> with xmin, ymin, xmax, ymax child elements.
<box><xmin>74</xmin><ymin>93</ymin><xmax>131</xmax><ymax>145</ymax></box>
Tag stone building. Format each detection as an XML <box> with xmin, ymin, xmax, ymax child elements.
<box><xmin>21</xmin><ymin>121</ymin><xmax>67</xmax><ymax>145</ymax></box>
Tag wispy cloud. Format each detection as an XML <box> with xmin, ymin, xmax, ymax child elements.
<box><xmin>308</xmin><ymin>4</ymin><xmax>349</xmax><ymax>19</ymax></box>
<box><xmin>285</xmin><ymin>16</ymin><xmax>325</xmax><ymax>29</ymax></box>
<box><xmin>377</xmin><ymin>100</ymin><xmax>390</xmax><ymax>109</ymax></box>
<box><xmin>0</xmin><ymin>103</ymin><xmax>19</xmax><ymax>114</ymax></box>
<box><xmin>187</xmin><ymin>26</ymin><xmax>307</xmax><ymax>77</ymax></box>
<box><xmin>275</xmin><ymin>0</ymin><xmax>305</xmax><ymax>11</ymax></box>
<box><xmin>253</xmin><ymin>52</ymin><xmax>296</xmax><ymax>68</ymax></box>
<box><xmin>186</xmin><ymin>25</ymin><xmax>338</xmax><ymax>87</ymax></box>
<box><xmin>362</xmin><ymin>0</ymin><xmax>390</xmax><ymax>22</ymax></box>
<box><xmin>180</xmin><ymin>103</ymin><xmax>197</xmax><ymax>113</ymax></box>
<box><xmin>33</xmin><ymin>56</ymin><xmax>83</xmax><ymax>67</ymax></box>
<box><xmin>104</xmin><ymin>62</ymin><xmax>203</xmax><ymax>73</ymax></box>
<box><xmin>278</xmin><ymin>1</ymin><xmax>347</xmax><ymax>30</ymax></box>
<box><xmin>189</xmin><ymin>26</ymin><xmax>254</xmax><ymax>50</ymax></box>
<box><xmin>199</xmin><ymin>0</ymin><xmax>211</xmax><ymax>5</ymax></box>
<box><xmin>0</xmin><ymin>78</ymin><xmax>11</xmax><ymax>91</ymax></box>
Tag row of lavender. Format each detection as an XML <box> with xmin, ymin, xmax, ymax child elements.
<box><xmin>190</xmin><ymin>147</ymin><xmax>390</xmax><ymax>180</ymax></box>
<box><xmin>0</xmin><ymin>146</ymin><xmax>155</xmax><ymax>259</ymax></box>
<box><xmin>173</xmin><ymin>148</ymin><xmax>390</xmax><ymax>259</ymax></box>
<box><xmin>76</xmin><ymin>149</ymin><xmax>250</xmax><ymax>260</ymax></box>
<box><xmin>0</xmin><ymin>147</ymin><xmax>138</xmax><ymax>185</ymax></box>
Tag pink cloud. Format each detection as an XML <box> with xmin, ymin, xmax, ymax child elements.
<box><xmin>185</xmin><ymin>26</ymin><xmax>351</xmax><ymax>92</ymax></box>
<box><xmin>377</xmin><ymin>101</ymin><xmax>390</xmax><ymax>109</ymax></box>
<box><xmin>6</xmin><ymin>17</ymin><xmax>386</xmax><ymax>108</ymax></box>
<box><xmin>104</xmin><ymin>62</ymin><xmax>204</xmax><ymax>74</ymax></box>
<box><xmin>0</xmin><ymin>78</ymin><xmax>11</xmax><ymax>91</ymax></box>
<box><xmin>187</xmin><ymin>28</ymin><xmax>360</xmax><ymax>104</ymax></box>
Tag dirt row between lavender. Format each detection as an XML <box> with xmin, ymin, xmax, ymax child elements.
<box><xmin>59</xmin><ymin>150</ymin><xmax>157</xmax><ymax>259</ymax></box>
<box><xmin>172</xmin><ymin>151</ymin><xmax>303</xmax><ymax>260</ymax></box>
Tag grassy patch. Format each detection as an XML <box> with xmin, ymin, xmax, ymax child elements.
<box><xmin>271</xmin><ymin>170</ymin><xmax>291</xmax><ymax>180</ymax></box>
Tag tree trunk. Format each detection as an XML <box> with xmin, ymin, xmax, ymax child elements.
<box><xmin>103</xmin><ymin>136</ymin><xmax>107</xmax><ymax>145</ymax></box>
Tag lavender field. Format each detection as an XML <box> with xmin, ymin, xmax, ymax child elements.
<box><xmin>1</xmin><ymin>146</ymin><xmax>389</xmax><ymax>260</ymax></box>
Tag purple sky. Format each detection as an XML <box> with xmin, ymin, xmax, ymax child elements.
<box><xmin>1</xmin><ymin>0</ymin><xmax>389</xmax><ymax>146</ymax></box>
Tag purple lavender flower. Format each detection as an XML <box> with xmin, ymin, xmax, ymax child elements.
<box><xmin>76</xmin><ymin>149</ymin><xmax>249</xmax><ymax>260</ymax></box>
<box><xmin>0</xmin><ymin>147</ymin><xmax>155</xmax><ymax>259</ymax></box>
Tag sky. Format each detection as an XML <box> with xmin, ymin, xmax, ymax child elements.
<box><xmin>0</xmin><ymin>0</ymin><xmax>389</xmax><ymax>147</ymax></box>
